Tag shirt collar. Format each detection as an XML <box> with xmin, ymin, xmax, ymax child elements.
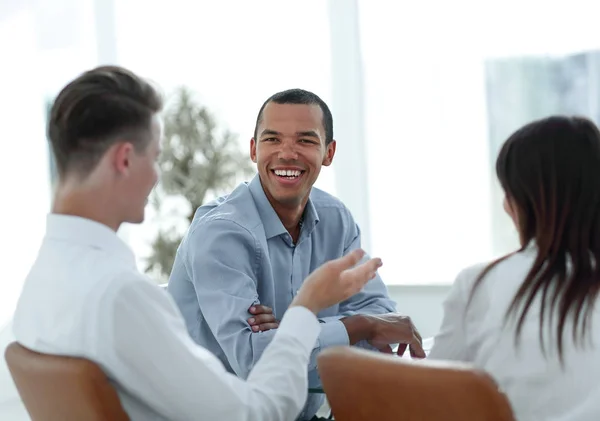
<box><xmin>45</xmin><ymin>214</ymin><xmax>137</xmax><ymax>268</ymax></box>
<box><xmin>301</xmin><ymin>197</ymin><xmax>320</xmax><ymax>238</ymax></box>
<box><xmin>248</xmin><ymin>174</ymin><xmax>320</xmax><ymax>240</ymax></box>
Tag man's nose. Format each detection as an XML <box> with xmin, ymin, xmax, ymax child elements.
<box><xmin>278</xmin><ymin>141</ymin><xmax>298</xmax><ymax>161</ymax></box>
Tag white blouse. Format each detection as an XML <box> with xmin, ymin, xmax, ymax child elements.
<box><xmin>429</xmin><ymin>246</ymin><xmax>600</xmax><ymax>421</ymax></box>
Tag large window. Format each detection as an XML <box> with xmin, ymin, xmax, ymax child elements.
<box><xmin>485</xmin><ymin>50</ymin><xmax>600</xmax><ymax>255</ymax></box>
<box><xmin>0</xmin><ymin>10</ymin><xmax>51</xmax><ymax>327</ymax></box>
<box><xmin>0</xmin><ymin>0</ymin><xmax>103</xmax><ymax>327</ymax></box>
<box><xmin>358</xmin><ymin>0</ymin><xmax>600</xmax><ymax>285</ymax></box>
<box><xmin>4</xmin><ymin>0</ymin><xmax>600</xmax><ymax>312</ymax></box>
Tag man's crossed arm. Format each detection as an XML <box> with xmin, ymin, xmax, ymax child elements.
<box><xmin>185</xmin><ymin>219</ymin><xmax>424</xmax><ymax>379</ymax></box>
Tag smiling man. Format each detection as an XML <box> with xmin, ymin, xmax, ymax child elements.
<box><xmin>167</xmin><ymin>89</ymin><xmax>424</xmax><ymax>421</ymax></box>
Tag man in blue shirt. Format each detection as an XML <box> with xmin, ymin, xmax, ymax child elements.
<box><xmin>168</xmin><ymin>89</ymin><xmax>424</xmax><ymax>420</ymax></box>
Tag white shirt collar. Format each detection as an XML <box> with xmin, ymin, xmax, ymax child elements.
<box><xmin>45</xmin><ymin>214</ymin><xmax>136</xmax><ymax>268</ymax></box>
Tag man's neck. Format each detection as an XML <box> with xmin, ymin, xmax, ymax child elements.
<box><xmin>258</xmin><ymin>177</ymin><xmax>310</xmax><ymax>243</ymax></box>
<box><xmin>267</xmin><ymin>197</ymin><xmax>308</xmax><ymax>244</ymax></box>
<box><xmin>53</xmin><ymin>183</ymin><xmax>122</xmax><ymax>232</ymax></box>
<box><xmin>274</xmin><ymin>204</ymin><xmax>304</xmax><ymax>233</ymax></box>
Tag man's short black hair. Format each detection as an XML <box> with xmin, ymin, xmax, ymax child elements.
<box><xmin>253</xmin><ymin>88</ymin><xmax>334</xmax><ymax>145</ymax></box>
<box><xmin>48</xmin><ymin>65</ymin><xmax>163</xmax><ymax>177</ymax></box>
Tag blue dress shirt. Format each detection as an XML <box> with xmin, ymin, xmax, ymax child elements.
<box><xmin>168</xmin><ymin>175</ymin><xmax>396</xmax><ymax>419</ymax></box>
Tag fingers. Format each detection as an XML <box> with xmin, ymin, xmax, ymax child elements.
<box><xmin>293</xmin><ymin>250</ymin><xmax>383</xmax><ymax>315</ymax></box>
<box><xmin>396</xmin><ymin>338</ymin><xmax>425</xmax><ymax>359</ymax></box>
<box><xmin>410</xmin><ymin>341</ymin><xmax>426</xmax><ymax>358</ymax></box>
<box><xmin>248</xmin><ymin>313</ymin><xmax>279</xmax><ymax>332</ymax></box>
<box><xmin>250</xmin><ymin>322</ymin><xmax>279</xmax><ymax>332</ymax></box>
<box><xmin>397</xmin><ymin>341</ymin><xmax>425</xmax><ymax>358</ymax></box>
<box><xmin>410</xmin><ymin>321</ymin><xmax>422</xmax><ymax>344</ymax></box>
<box><xmin>379</xmin><ymin>345</ymin><xmax>394</xmax><ymax>354</ymax></box>
<box><xmin>409</xmin><ymin>329</ymin><xmax>426</xmax><ymax>358</ymax></box>
<box><xmin>328</xmin><ymin>249</ymin><xmax>366</xmax><ymax>272</ymax></box>
<box><xmin>408</xmin><ymin>322</ymin><xmax>424</xmax><ymax>358</ymax></box>
<box><xmin>400</xmin><ymin>329</ymin><xmax>425</xmax><ymax>359</ymax></box>
<box><xmin>341</xmin><ymin>257</ymin><xmax>383</xmax><ymax>290</ymax></box>
<box><xmin>248</xmin><ymin>313</ymin><xmax>277</xmax><ymax>324</ymax></box>
<box><xmin>249</xmin><ymin>305</ymin><xmax>273</xmax><ymax>315</ymax></box>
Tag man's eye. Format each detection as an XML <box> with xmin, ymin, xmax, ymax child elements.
<box><xmin>299</xmin><ymin>139</ymin><xmax>315</xmax><ymax>144</ymax></box>
<box><xmin>263</xmin><ymin>137</ymin><xmax>278</xmax><ymax>142</ymax></box>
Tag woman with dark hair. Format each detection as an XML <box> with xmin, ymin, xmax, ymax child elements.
<box><xmin>429</xmin><ymin>116</ymin><xmax>600</xmax><ymax>421</ymax></box>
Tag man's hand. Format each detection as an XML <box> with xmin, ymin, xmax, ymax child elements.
<box><xmin>290</xmin><ymin>249</ymin><xmax>383</xmax><ymax>314</ymax></box>
<box><xmin>341</xmin><ymin>313</ymin><xmax>426</xmax><ymax>358</ymax></box>
<box><xmin>367</xmin><ymin>314</ymin><xmax>425</xmax><ymax>358</ymax></box>
<box><xmin>247</xmin><ymin>305</ymin><xmax>279</xmax><ymax>332</ymax></box>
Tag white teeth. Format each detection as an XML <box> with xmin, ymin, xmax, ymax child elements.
<box><xmin>274</xmin><ymin>169</ymin><xmax>301</xmax><ymax>177</ymax></box>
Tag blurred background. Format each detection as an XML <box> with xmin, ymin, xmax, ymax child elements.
<box><xmin>2</xmin><ymin>2</ymin><xmax>600</xmax><ymax>410</ymax></box>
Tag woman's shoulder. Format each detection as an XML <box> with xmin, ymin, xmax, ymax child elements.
<box><xmin>454</xmin><ymin>250</ymin><xmax>535</xmax><ymax>295</ymax></box>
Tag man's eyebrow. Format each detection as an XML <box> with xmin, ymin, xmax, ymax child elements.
<box><xmin>296</xmin><ymin>130</ymin><xmax>319</xmax><ymax>138</ymax></box>
<box><xmin>259</xmin><ymin>129</ymin><xmax>281</xmax><ymax>137</ymax></box>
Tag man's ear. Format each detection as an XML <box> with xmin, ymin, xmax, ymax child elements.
<box><xmin>322</xmin><ymin>140</ymin><xmax>337</xmax><ymax>166</ymax></box>
<box><xmin>250</xmin><ymin>138</ymin><xmax>257</xmax><ymax>163</ymax></box>
<box><xmin>112</xmin><ymin>142</ymin><xmax>135</xmax><ymax>175</ymax></box>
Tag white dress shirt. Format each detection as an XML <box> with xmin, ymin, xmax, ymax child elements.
<box><xmin>12</xmin><ymin>214</ymin><xmax>320</xmax><ymax>421</ymax></box>
<box><xmin>429</xmin><ymin>246</ymin><xmax>600</xmax><ymax>421</ymax></box>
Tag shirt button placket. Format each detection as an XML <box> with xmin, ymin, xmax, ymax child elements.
<box><xmin>292</xmin><ymin>245</ymin><xmax>302</xmax><ymax>297</ymax></box>
<box><xmin>290</xmin><ymin>244</ymin><xmax>296</xmax><ymax>298</ymax></box>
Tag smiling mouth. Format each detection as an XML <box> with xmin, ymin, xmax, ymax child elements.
<box><xmin>271</xmin><ymin>169</ymin><xmax>305</xmax><ymax>180</ymax></box>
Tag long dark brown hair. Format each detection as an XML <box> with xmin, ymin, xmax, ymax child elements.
<box><xmin>471</xmin><ymin>116</ymin><xmax>600</xmax><ymax>359</ymax></box>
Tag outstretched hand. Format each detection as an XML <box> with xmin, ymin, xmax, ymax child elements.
<box><xmin>291</xmin><ymin>249</ymin><xmax>383</xmax><ymax>315</ymax></box>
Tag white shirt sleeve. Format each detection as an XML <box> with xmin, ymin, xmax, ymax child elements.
<box><xmin>98</xmin><ymin>276</ymin><xmax>320</xmax><ymax>421</ymax></box>
<box><xmin>428</xmin><ymin>267</ymin><xmax>482</xmax><ymax>361</ymax></box>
